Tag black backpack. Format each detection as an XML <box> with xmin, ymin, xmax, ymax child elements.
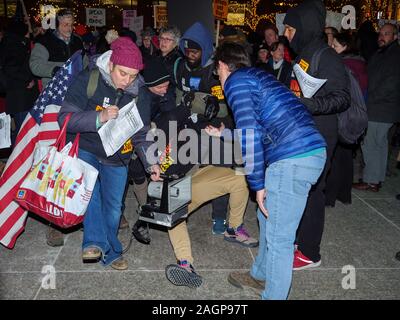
<box><xmin>309</xmin><ymin>47</ymin><xmax>368</xmax><ymax>144</ymax></box>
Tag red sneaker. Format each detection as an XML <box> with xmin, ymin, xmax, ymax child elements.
<box><xmin>293</xmin><ymin>250</ymin><xmax>321</xmax><ymax>270</ymax></box>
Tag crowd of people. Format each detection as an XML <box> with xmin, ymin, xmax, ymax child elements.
<box><xmin>1</xmin><ymin>0</ymin><xmax>400</xmax><ymax>300</ymax></box>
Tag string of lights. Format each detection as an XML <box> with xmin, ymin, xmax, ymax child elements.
<box><xmin>245</xmin><ymin>0</ymin><xmax>273</xmax><ymax>31</ymax></box>
<box><xmin>361</xmin><ymin>0</ymin><xmax>398</xmax><ymax>20</ymax></box>
<box><xmin>25</xmin><ymin>0</ymin><xmax>400</xmax><ymax>32</ymax></box>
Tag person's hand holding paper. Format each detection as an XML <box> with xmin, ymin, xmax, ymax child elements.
<box><xmin>293</xmin><ymin>64</ymin><xmax>327</xmax><ymax>98</ymax></box>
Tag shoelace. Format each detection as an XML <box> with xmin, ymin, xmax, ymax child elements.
<box><xmin>179</xmin><ymin>260</ymin><xmax>195</xmax><ymax>273</ymax></box>
<box><xmin>213</xmin><ymin>219</ymin><xmax>226</xmax><ymax>225</ymax></box>
<box><xmin>236</xmin><ymin>225</ymin><xmax>250</xmax><ymax>238</ymax></box>
<box><xmin>179</xmin><ymin>260</ymin><xmax>190</xmax><ymax>267</ymax></box>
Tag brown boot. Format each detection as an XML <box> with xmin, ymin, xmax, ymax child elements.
<box><xmin>119</xmin><ymin>214</ymin><xmax>129</xmax><ymax>229</ymax></box>
<box><xmin>228</xmin><ymin>271</ymin><xmax>265</xmax><ymax>295</ymax></box>
<box><xmin>46</xmin><ymin>225</ymin><xmax>64</xmax><ymax>247</ymax></box>
<box><xmin>111</xmin><ymin>257</ymin><xmax>128</xmax><ymax>270</ymax></box>
<box><xmin>352</xmin><ymin>182</ymin><xmax>380</xmax><ymax>192</ymax></box>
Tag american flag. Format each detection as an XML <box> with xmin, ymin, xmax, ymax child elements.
<box><xmin>0</xmin><ymin>51</ymin><xmax>83</xmax><ymax>248</ymax></box>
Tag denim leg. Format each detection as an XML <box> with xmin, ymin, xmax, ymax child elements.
<box><xmin>250</xmin><ymin>210</ymin><xmax>267</xmax><ymax>281</ymax></box>
<box><xmin>99</xmin><ymin>165</ymin><xmax>128</xmax><ymax>265</ymax></box>
<box><xmin>262</xmin><ymin>152</ymin><xmax>326</xmax><ymax>300</ymax></box>
<box><xmin>79</xmin><ymin>149</ymin><xmax>108</xmax><ymax>255</ymax></box>
<box><xmin>79</xmin><ymin>148</ymin><xmax>128</xmax><ymax>266</ymax></box>
<box><xmin>211</xmin><ymin>194</ymin><xmax>229</xmax><ymax>220</ymax></box>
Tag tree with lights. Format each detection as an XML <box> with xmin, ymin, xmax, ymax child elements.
<box><xmin>244</xmin><ymin>0</ymin><xmax>274</xmax><ymax>31</ymax></box>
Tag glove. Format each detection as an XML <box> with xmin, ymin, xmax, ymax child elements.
<box><xmin>182</xmin><ymin>91</ymin><xmax>195</xmax><ymax>108</ymax></box>
<box><xmin>204</xmin><ymin>95</ymin><xmax>220</xmax><ymax>121</ymax></box>
<box><xmin>51</xmin><ymin>66</ymin><xmax>61</xmax><ymax>77</ymax></box>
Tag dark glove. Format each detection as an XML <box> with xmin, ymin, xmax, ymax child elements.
<box><xmin>182</xmin><ymin>91</ymin><xmax>195</xmax><ymax>108</ymax></box>
<box><xmin>52</xmin><ymin>66</ymin><xmax>61</xmax><ymax>77</ymax></box>
<box><xmin>204</xmin><ymin>95</ymin><xmax>220</xmax><ymax>121</ymax></box>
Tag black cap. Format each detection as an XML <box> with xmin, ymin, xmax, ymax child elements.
<box><xmin>258</xmin><ymin>43</ymin><xmax>269</xmax><ymax>51</ymax></box>
<box><xmin>143</xmin><ymin>57</ymin><xmax>170</xmax><ymax>87</ymax></box>
<box><xmin>183</xmin><ymin>39</ymin><xmax>202</xmax><ymax>50</ymax></box>
<box><xmin>221</xmin><ymin>26</ymin><xmax>237</xmax><ymax>37</ymax></box>
<box><xmin>283</xmin><ymin>8</ymin><xmax>302</xmax><ymax>30</ymax></box>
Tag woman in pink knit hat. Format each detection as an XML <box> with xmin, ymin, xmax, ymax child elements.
<box><xmin>57</xmin><ymin>36</ymin><xmax>161</xmax><ymax>270</ymax></box>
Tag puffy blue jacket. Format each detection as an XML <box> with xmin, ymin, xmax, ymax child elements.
<box><xmin>224</xmin><ymin>67</ymin><xmax>326</xmax><ymax>191</ymax></box>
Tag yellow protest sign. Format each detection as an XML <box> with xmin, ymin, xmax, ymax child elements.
<box><xmin>213</xmin><ymin>0</ymin><xmax>228</xmax><ymax>20</ymax></box>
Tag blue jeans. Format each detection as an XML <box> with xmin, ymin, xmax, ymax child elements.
<box><xmin>250</xmin><ymin>150</ymin><xmax>326</xmax><ymax>300</ymax></box>
<box><xmin>78</xmin><ymin>149</ymin><xmax>128</xmax><ymax>266</ymax></box>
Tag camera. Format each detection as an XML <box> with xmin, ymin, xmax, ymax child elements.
<box><xmin>204</xmin><ymin>95</ymin><xmax>220</xmax><ymax>120</ymax></box>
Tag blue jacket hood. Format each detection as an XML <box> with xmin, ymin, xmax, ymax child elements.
<box><xmin>179</xmin><ymin>22</ymin><xmax>214</xmax><ymax>67</ymax></box>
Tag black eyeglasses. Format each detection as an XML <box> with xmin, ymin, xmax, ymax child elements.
<box><xmin>159</xmin><ymin>37</ymin><xmax>174</xmax><ymax>42</ymax></box>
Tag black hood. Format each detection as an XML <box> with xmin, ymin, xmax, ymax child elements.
<box><xmin>283</xmin><ymin>0</ymin><xmax>326</xmax><ymax>54</ymax></box>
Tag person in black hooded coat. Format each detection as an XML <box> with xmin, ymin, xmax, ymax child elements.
<box><xmin>2</xmin><ymin>21</ymin><xmax>39</xmax><ymax>137</ymax></box>
<box><xmin>283</xmin><ymin>0</ymin><xmax>350</xmax><ymax>269</ymax></box>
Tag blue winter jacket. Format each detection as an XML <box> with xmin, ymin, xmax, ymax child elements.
<box><xmin>224</xmin><ymin>67</ymin><xmax>326</xmax><ymax>191</ymax></box>
<box><xmin>58</xmin><ymin>50</ymin><xmax>151</xmax><ymax>168</ymax></box>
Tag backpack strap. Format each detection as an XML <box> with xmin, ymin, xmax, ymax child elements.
<box><xmin>173</xmin><ymin>56</ymin><xmax>183</xmax><ymax>86</ymax></box>
<box><xmin>86</xmin><ymin>68</ymin><xmax>100</xmax><ymax>99</ymax></box>
<box><xmin>309</xmin><ymin>46</ymin><xmax>330</xmax><ymax>76</ymax></box>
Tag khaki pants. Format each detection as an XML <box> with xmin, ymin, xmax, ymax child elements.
<box><xmin>168</xmin><ymin>166</ymin><xmax>249</xmax><ymax>264</ymax></box>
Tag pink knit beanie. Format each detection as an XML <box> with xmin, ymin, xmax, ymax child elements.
<box><xmin>110</xmin><ymin>37</ymin><xmax>144</xmax><ymax>70</ymax></box>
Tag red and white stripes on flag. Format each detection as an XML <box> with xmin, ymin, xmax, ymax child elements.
<box><xmin>0</xmin><ymin>105</ymin><xmax>60</xmax><ymax>248</ymax></box>
<box><xmin>0</xmin><ymin>50</ymin><xmax>83</xmax><ymax>248</ymax></box>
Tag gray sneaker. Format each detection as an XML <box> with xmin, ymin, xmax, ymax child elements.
<box><xmin>165</xmin><ymin>260</ymin><xmax>203</xmax><ymax>288</ymax></box>
<box><xmin>224</xmin><ymin>224</ymin><xmax>259</xmax><ymax>247</ymax></box>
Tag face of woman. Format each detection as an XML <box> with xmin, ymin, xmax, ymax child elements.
<box><xmin>142</xmin><ymin>36</ymin><xmax>152</xmax><ymax>49</ymax></box>
<box><xmin>159</xmin><ymin>32</ymin><xmax>177</xmax><ymax>56</ymax></box>
<box><xmin>109</xmin><ymin>62</ymin><xmax>139</xmax><ymax>90</ymax></box>
<box><xmin>271</xmin><ymin>44</ymin><xmax>284</xmax><ymax>62</ymax></box>
<box><xmin>264</xmin><ymin>29</ymin><xmax>278</xmax><ymax>46</ymax></box>
<box><xmin>331</xmin><ymin>38</ymin><xmax>347</xmax><ymax>54</ymax></box>
<box><xmin>258</xmin><ymin>49</ymin><xmax>268</xmax><ymax>63</ymax></box>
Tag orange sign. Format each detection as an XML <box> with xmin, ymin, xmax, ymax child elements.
<box><xmin>154</xmin><ymin>4</ymin><xmax>168</xmax><ymax>29</ymax></box>
<box><xmin>213</xmin><ymin>0</ymin><xmax>228</xmax><ymax>20</ymax></box>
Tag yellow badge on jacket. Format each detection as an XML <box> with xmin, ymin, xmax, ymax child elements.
<box><xmin>211</xmin><ymin>85</ymin><xmax>224</xmax><ymax>100</ymax></box>
<box><xmin>121</xmin><ymin>139</ymin><xmax>133</xmax><ymax>154</ymax></box>
<box><xmin>299</xmin><ymin>59</ymin><xmax>309</xmax><ymax>72</ymax></box>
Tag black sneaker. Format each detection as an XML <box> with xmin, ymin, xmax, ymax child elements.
<box><xmin>165</xmin><ymin>260</ymin><xmax>203</xmax><ymax>288</ymax></box>
<box><xmin>132</xmin><ymin>219</ymin><xmax>151</xmax><ymax>245</ymax></box>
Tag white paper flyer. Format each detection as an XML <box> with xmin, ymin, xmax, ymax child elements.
<box><xmin>0</xmin><ymin>113</ymin><xmax>11</xmax><ymax>149</ymax></box>
<box><xmin>293</xmin><ymin>64</ymin><xmax>327</xmax><ymax>98</ymax></box>
<box><xmin>98</xmin><ymin>100</ymin><xmax>144</xmax><ymax>157</ymax></box>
